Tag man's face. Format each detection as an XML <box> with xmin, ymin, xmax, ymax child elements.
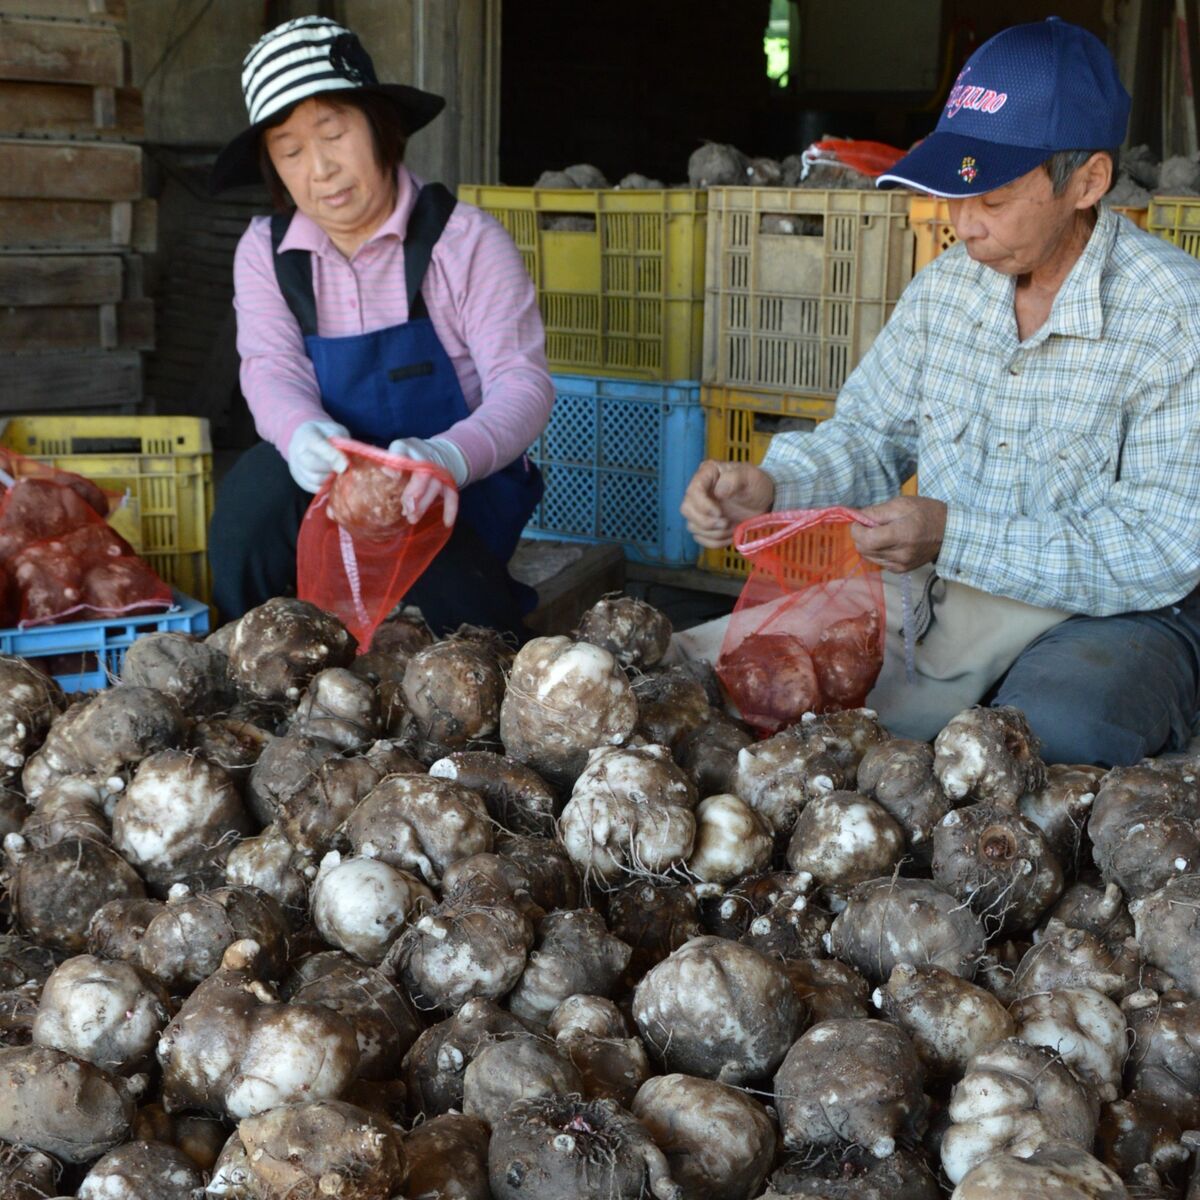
<box><xmin>946</xmin><ymin>165</ymin><xmax>1083</xmax><ymax>275</ymax></box>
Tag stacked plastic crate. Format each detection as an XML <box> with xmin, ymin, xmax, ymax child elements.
<box><xmin>698</xmin><ymin>188</ymin><xmax>916</xmax><ymax>577</ymax></box>
<box><xmin>0</xmin><ymin>0</ymin><xmax>155</xmax><ymax>413</ymax></box>
<box><xmin>458</xmin><ymin>185</ymin><xmax>708</xmax><ymax>567</ymax></box>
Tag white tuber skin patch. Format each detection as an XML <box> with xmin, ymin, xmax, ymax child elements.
<box><xmin>1010</xmin><ymin>988</ymin><xmax>1126</xmax><ymax>1101</ymax></box>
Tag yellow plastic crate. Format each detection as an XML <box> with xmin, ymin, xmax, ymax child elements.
<box><xmin>0</xmin><ymin>415</ymin><xmax>213</xmax><ymax>603</ymax></box>
<box><xmin>1148</xmin><ymin>196</ymin><xmax>1200</xmax><ymax>259</ymax></box>
<box><xmin>457</xmin><ymin>185</ymin><xmax>706</xmax><ymax>381</ymax></box>
<box><xmin>699</xmin><ymin>384</ymin><xmax>915</xmax><ymax>578</ymax></box>
<box><xmin>702</xmin><ymin>188</ymin><xmax>914</xmax><ymax>398</ymax></box>
<box><xmin>911</xmin><ymin>195</ymin><xmax>1150</xmax><ymax>271</ymax></box>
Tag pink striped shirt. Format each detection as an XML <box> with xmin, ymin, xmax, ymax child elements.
<box><xmin>233</xmin><ymin>166</ymin><xmax>554</xmax><ymax>482</ymax></box>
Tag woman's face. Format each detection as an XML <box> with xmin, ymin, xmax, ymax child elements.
<box><xmin>265</xmin><ymin>97</ymin><xmax>395</xmax><ymax>252</ymax></box>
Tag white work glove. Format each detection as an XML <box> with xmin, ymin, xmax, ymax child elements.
<box><xmin>287</xmin><ymin>419</ymin><xmax>350</xmax><ymax>493</ymax></box>
<box><xmin>386</xmin><ymin>436</ymin><xmax>468</xmax><ymax>527</ymax></box>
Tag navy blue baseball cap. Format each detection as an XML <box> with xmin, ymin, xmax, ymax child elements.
<box><xmin>877</xmin><ymin>17</ymin><xmax>1130</xmax><ymax>197</ymax></box>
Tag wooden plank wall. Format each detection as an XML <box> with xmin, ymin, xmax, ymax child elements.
<box><xmin>0</xmin><ymin>0</ymin><xmax>149</xmax><ymax>412</ymax></box>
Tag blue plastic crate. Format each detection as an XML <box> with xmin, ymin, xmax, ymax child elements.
<box><xmin>0</xmin><ymin>593</ymin><xmax>210</xmax><ymax>693</ymax></box>
<box><xmin>525</xmin><ymin>375</ymin><xmax>704</xmax><ymax>566</ymax></box>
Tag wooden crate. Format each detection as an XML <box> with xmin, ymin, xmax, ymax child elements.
<box><xmin>0</xmin><ymin>254</ymin><xmax>125</xmax><ymax>306</ymax></box>
<box><xmin>0</xmin><ymin>80</ymin><xmax>142</xmax><ymax>140</ymax></box>
<box><xmin>0</xmin><ymin>350</ymin><xmax>141</xmax><ymax>411</ymax></box>
<box><xmin>0</xmin><ymin>139</ymin><xmax>141</xmax><ymax>200</ymax></box>
<box><xmin>0</xmin><ymin>299</ymin><xmax>152</xmax><ymax>352</ymax></box>
<box><xmin>0</xmin><ymin>16</ymin><xmax>125</xmax><ymax>86</ymax></box>
<box><xmin>0</xmin><ymin>0</ymin><xmax>124</xmax><ymax>19</ymax></box>
<box><xmin>0</xmin><ymin>197</ymin><xmax>154</xmax><ymax>251</ymax></box>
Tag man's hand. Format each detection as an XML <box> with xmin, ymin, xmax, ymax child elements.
<box><xmin>681</xmin><ymin>461</ymin><xmax>775</xmax><ymax>549</ymax></box>
<box><xmin>851</xmin><ymin>495</ymin><xmax>947</xmax><ymax>572</ymax></box>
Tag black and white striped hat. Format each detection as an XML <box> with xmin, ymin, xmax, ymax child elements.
<box><xmin>210</xmin><ymin>16</ymin><xmax>444</xmax><ymax>194</ymax></box>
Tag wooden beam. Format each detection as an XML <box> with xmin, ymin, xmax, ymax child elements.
<box><xmin>0</xmin><ymin>299</ymin><xmax>152</xmax><ymax>352</ymax></box>
<box><xmin>0</xmin><ymin>351</ymin><xmax>142</xmax><ymax>411</ymax></box>
<box><xmin>0</xmin><ymin>139</ymin><xmax>141</xmax><ymax>200</ymax></box>
<box><xmin>0</xmin><ymin>81</ymin><xmax>141</xmax><ymax>140</ymax></box>
<box><xmin>0</xmin><ymin>254</ymin><xmax>122</xmax><ymax>305</ymax></box>
<box><xmin>0</xmin><ymin>197</ymin><xmax>153</xmax><ymax>251</ymax></box>
<box><xmin>0</xmin><ymin>0</ymin><xmax>125</xmax><ymax>20</ymax></box>
<box><xmin>0</xmin><ymin>16</ymin><xmax>125</xmax><ymax>86</ymax></box>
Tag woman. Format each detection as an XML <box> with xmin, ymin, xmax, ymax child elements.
<box><xmin>207</xmin><ymin>15</ymin><xmax>553</xmax><ymax>637</ymax></box>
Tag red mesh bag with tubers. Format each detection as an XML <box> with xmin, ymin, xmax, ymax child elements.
<box><xmin>717</xmin><ymin>508</ymin><xmax>885</xmax><ymax>732</ymax></box>
<box><xmin>0</xmin><ymin>452</ymin><xmax>171</xmax><ymax>627</ymax></box>
<box><xmin>297</xmin><ymin>439</ymin><xmax>455</xmax><ymax>648</ymax></box>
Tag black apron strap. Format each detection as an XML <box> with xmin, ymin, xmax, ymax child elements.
<box><xmin>270</xmin><ymin>212</ymin><xmax>318</xmax><ymax>339</ymax></box>
<box><xmin>403</xmin><ymin>182</ymin><xmax>457</xmax><ymax>320</ymax></box>
<box><xmin>268</xmin><ymin>183</ymin><xmax>457</xmax><ymax>333</ymax></box>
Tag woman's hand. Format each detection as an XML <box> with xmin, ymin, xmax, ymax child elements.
<box><xmin>681</xmin><ymin>461</ymin><xmax>776</xmax><ymax>548</ymax></box>
<box><xmin>386</xmin><ymin>436</ymin><xmax>467</xmax><ymax>527</ymax></box>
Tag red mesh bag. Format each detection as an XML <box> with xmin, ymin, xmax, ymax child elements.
<box><xmin>0</xmin><ymin>462</ymin><xmax>172</xmax><ymax>627</ymax></box>
<box><xmin>296</xmin><ymin>439</ymin><xmax>455</xmax><ymax>647</ymax></box>
<box><xmin>717</xmin><ymin>508</ymin><xmax>885</xmax><ymax>732</ymax></box>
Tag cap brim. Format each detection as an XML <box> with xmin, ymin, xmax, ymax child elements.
<box><xmin>208</xmin><ymin>83</ymin><xmax>446</xmax><ymax>195</ymax></box>
<box><xmin>875</xmin><ymin>130</ymin><xmax>1049</xmax><ymax>198</ymax></box>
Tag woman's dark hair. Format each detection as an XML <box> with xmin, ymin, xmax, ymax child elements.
<box><xmin>257</xmin><ymin>90</ymin><xmax>409</xmax><ymax>210</ymax></box>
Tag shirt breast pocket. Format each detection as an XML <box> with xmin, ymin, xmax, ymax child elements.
<box><xmin>917</xmin><ymin>404</ymin><xmax>977</xmax><ymax>498</ymax></box>
<box><xmin>1024</xmin><ymin>427</ymin><xmax>1115</xmax><ymax>513</ymax></box>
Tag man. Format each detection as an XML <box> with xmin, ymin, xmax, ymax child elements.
<box><xmin>681</xmin><ymin>17</ymin><xmax>1200</xmax><ymax>766</ymax></box>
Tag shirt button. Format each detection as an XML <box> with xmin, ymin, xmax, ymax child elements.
<box><xmin>998</xmin><ymin>442</ymin><xmax>1008</xmax><ymax>450</ymax></box>
<box><xmin>350</xmin><ymin>300</ymin><xmax>358</xmax><ymax>309</ymax></box>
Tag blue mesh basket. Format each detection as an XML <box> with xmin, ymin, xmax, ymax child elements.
<box><xmin>524</xmin><ymin>375</ymin><xmax>704</xmax><ymax>566</ymax></box>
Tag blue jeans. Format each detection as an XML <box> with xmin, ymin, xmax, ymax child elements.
<box><xmin>990</xmin><ymin>600</ymin><xmax>1200</xmax><ymax>766</ymax></box>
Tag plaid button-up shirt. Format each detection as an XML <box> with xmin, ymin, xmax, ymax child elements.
<box><xmin>760</xmin><ymin>205</ymin><xmax>1200</xmax><ymax>616</ymax></box>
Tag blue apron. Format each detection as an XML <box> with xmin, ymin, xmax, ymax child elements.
<box><xmin>270</xmin><ymin>183</ymin><xmax>543</xmax><ymax>569</ymax></box>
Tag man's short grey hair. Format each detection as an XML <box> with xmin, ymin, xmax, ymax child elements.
<box><xmin>1042</xmin><ymin>148</ymin><xmax>1117</xmax><ymax>196</ymax></box>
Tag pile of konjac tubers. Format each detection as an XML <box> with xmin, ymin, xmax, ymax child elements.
<box><xmin>0</xmin><ymin>591</ymin><xmax>1194</xmax><ymax>1198</ymax></box>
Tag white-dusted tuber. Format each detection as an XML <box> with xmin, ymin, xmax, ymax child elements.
<box><xmin>499</xmin><ymin>635</ymin><xmax>638</xmax><ymax>788</ymax></box>
<box><xmin>226</xmin><ymin>596</ymin><xmax>356</xmax><ymax>702</ymax></box>
<box><xmin>340</xmin><ymin>771</ymin><xmax>493</xmax><ymax>885</ymax></box>
<box><xmin>828</xmin><ymin>876</ymin><xmax>987</xmax><ymax>985</ymax></box>
<box><xmin>77</xmin><ymin>1139</ymin><xmax>206</xmax><ymax>1200</ymax></box>
<box><xmin>773</xmin><ymin>1018</ymin><xmax>927</xmax><ymax>1159</ymax></box>
<box><xmin>554</xmin><ymin>1017</ymin><xmax>651</xmax><ymax>1108</ymax></box>
<box><xmin>941</xmin><ymin>1037</ymin><xmax>1099</xmax><ymax>1184</ymax></box>
<box><xmin>1018</xmin><ymin>763</ymin><xmax>1105</xmax><ymax>863</ymax></box>
<box><xmin>678</xmin><ymin>711</ymin><xmax>752</xmax><ymax>796</ymax></box>
<box><xmin>875</xmin><ymin>962</ymin><xmax>1015</xmax><ymax>1078</ymax></box>
<box><xmin>856</xmin><ymin>736</ymin><xmax>953</xmax><ymax>856</ymax></box>
<box><xmin>607</xmin><ymin>880</ymin><xmax>704</xmax><ymax>984</ymax></box>
<box><xmin>20</xmin><ymin>777</ymin><xmax>108</xmax><ymax>848</ymax></box>
<box><xmin>463</xmin><ymin>1033</ymin><xmax>584</xmax><ymax>1128</ymax></box>
<box><xmin>632</xmin><ymin>1073</ymin><xmax>777</xmax><ymax>1200</ymax></box>
<box><xmin>506</xmin><ymin>908</ymin><xmax>631</xmax><ymax>1025</ymax></box>
<box><xmin>389</xmin><ymin>893</ymin><xmax>534</xmax><ymax>1012</ymax></box>
<box><xmin>950</xmin><ymin>1142</ymin><xmax>1128</xmax><ymax>1200</ymax></box>
<box><xmin>32</xmin><ymin>954</ymin><xmax>170</xmax><ymax>1075</ymax></box>
<box><xmin>119</xmin><ymin>630</ymin><xmax>233</xmax><ymax>714</ymax></box>
<box><xmin>0</xmin><ymin>655</ymin><xmax>63</xmax><ymax>781</ymax></box>
<box><xmin>686</xmin><ymin>793</ymin><xmax>773</xmax><ymax>884</ymax></box>
<box><xmin>403</xmin><ymin>1112</ymin><xmax>492</xmax><ymax>1200</ymax></box>
<box><xmin>1123</xmin><ymin>989</ymin><xmax>1200</xmax><ymax>1113</ymax></box>
<box><xmin>112</xmin><ymin>749</ymin><xmax>250</xmax><ymax>893</ymax></box>
<box><xmin>157</xmin><ymin>939</ymin><xmax>359</xmax><ymax>1120</ymax></box>
<box><xmin>933</xmin><ymin>705</ymin><xmax>1046</xmax><ymax>807</ymax></box>
<box><xmin>223</xmin><ymin>823</ymin><xmax>314</xmax><ymax>914</ymax></box>
<box><xmin>311</xmin><ymin>851</ymin><xmax>433</xmax><ymax>964</ymax></box>
<box><xmin>236</xmin><ymin>1099</ymin><xmax>405</xmax><ymax>1200</ymax></box>
<box><xmin>731</xmin><ymin>726</ymin><xmax>843</xmax><ymax>833</ymax></box>
<box><xmin>1009</xmin><ymin>987</ymin><xmax>1126</xmax><ymax>1101</ymax></box>
<box><xmin>558</xmin><ymin>743</ymin><xmax>698</xmax><ymax>885</ymax></box>
<box><xmin>1008</xmin><ymin>919</ymin><xmax>1137</xmax><ymax>1001</ymax></box>
<box><xmin>0</xmin><ymin>1147</ymin><xmax>59</xmax><ymax>1199</ymax></box>
<box><xmin>1050</xmin><ymin>881</ymin><xmax>1135</xmax><ymax>946</ymax></box>
<box><xmin>429</xmin><ymin>749</ymin><xmax>558</xmax><ymax>837</ymax></box>
<box><xmin>0</xmin><ymin>1044</ymin><xmax>141</xmax><ymax>1163</ymax></box>
<box><xmin>1130</xmin><ymin>874</ymin><xmax>1200</xmax><ymax>997</ymax></box>
<box><xmin>402</xmin><ymin>638</ymin><xmax>506</xmax><ymax>758</ymax></box>
<box><xmin>576</xmin><ymin>595</ymin><xmax>672</xmax><ymax>670</ymax></box>
<box><xmin>22</xmin><ymin>685</ymin><xmax>184</xmax><ymax>801</ymax></box>
<box><xmin>932</xmin><ymin>803</ymin><xmax>1064</xmax><ymax>934</ymax></box>
<box><xmin>764</xmin><ymin>1146</ymin><xmax>940</xmax><ymax>1200</ymax></box>
<box><xmin>287</xmin><ymin>666</ymin><xmax>381</xmax><ymax>750</ymax></box>
<box><xmin>786</xmin><ymin>789</ymin><xmax>905</xmax><ymax>892</ymax></box>
<box><xmin>1089</xmin><ymin>764</ymin><xmax>1200</xmax><ymax>898</ymax></box>
<box><xmin>632</xmin><ymin>936</ymin><xmax>801</xmax><ymax>1084</ymax></box>
<box><xmin>488</xmin><ymin>1095</ymin><xmax>682</xmax><ymax>1200</ymax></box>
<box><xmin>783</xmin><ymin>957</ymin><xmax>872</xmax><ymax>1022</ymax></box>
<box><xmin>633</xmin><ymin>669</ymin><xmax>712</xmax><ymax>754</ymax></box>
